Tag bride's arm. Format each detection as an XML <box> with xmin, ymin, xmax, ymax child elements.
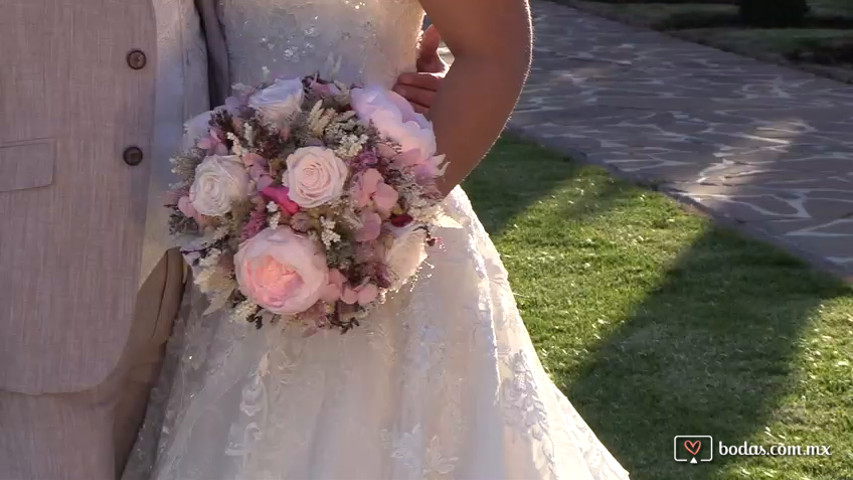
<box><xmin>416</xmin><ymin>0</ymin><xmax>532</xmax><ymax>195</ymax></box>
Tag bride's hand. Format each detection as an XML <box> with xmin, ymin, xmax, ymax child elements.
<box><xmin>393</xmin><ymin>25</ymin><xmax>447</xmax><ymax>115</ymax></box>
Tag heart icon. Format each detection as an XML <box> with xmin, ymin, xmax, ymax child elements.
<box><xmin>684</xmin><ymin>440</ymin><xmax>702</xmax><ymax>456</ymax></box>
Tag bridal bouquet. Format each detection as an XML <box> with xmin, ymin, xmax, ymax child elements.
<box><xmin>167</xmin><ymin>75</ymin><xmax>451</xmax><ymax>332</ymax></box>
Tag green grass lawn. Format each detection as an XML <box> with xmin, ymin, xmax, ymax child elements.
<box><xmin>560</xmin><ymin>0</ymin><xmax>853</xmax><ymax>79</ymax></box>
<box><xmin>464</xmin><ymin>136</ymin><xmax>853</xmax><ymax>480</ymax></box>
<box><xmin>679</xmin><ymin>27</ymin><xmax>853</xmax><ymax>60</ymax></box>
<box><xmin>812</xmin><ymin>0</ymin><xmax>853</xmax><ymax>19</ymax></box>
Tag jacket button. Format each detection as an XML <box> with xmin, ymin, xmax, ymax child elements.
<box><xmin>123</xmin><ymin>146</ymin><xmax>144</xmax><ymax>166</ymax></box>
<box><xmin>126</xmin><ymin>49</ymin><xmax>147</xmax><ymax>70</ymax></box>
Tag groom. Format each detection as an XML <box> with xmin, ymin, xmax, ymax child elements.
<box><xmin>0</xmin><ymin>2</ymin><xmax>446</xmax><ymax>479</ymax></box>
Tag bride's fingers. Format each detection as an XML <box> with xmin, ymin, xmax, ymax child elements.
<box><xmin>393</xmin><ymin>84</ymin><xmax>437</xmax><ymax>110</ymax></box>
<box><xmin>397</xmin><ymin>72</ymin><xmax>443</xmax><ymax>91</ymax></box>
<box><xmin>410</xmin><ymin>101</ymin><xmax>430</xmax><ymax>115</ymax></box>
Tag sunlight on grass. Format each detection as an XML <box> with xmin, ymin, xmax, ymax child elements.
<box><xmin>811</xmin><ymin>0</ymin><xmax>853</xmax><ymax>18</ymax></box>
<box><xmin>681</xmin><ymin>27</ymin><xmax>853</xmax><ymax>54</ymax></box>
<box><xmin>464</xmin><ymin>136</ymin><xmax>853</xmax><ymax>480</ymax></box>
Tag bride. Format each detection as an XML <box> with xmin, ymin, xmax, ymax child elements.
<box><xmin>125</xmin><ymin>0</ymin><xmax>630</xmax><ymax>479</ymax></box>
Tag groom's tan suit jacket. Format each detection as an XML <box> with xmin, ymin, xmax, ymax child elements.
<box><xmin>0</xmin><ymin>0</ymin><xmax>230</xmax><ymax>396</ymax></box>
<box><xmin>0</xmin><ymin>0</ymin><xmax>159</xmax><ymax>395</ymax></box>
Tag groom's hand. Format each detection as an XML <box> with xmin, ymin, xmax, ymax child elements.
<box><xmin>394</xmin><ymin>24</ymin><xmax>447</xmax><ymax>115</ymax></box>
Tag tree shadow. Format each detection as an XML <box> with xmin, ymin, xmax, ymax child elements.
<box><xmin>464</xmin><ymin>134</ymin><xmax>627</xmax><ymax>237</ymax></box>
<box><xmin>555</xmin><ymin>226</ymin><xmax>849</xmax><ymax>479</ymax></box>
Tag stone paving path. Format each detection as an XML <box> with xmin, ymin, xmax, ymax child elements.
<box><xmin>508</xmin><ymin>1</ymin><xmax>853</xmax><ymax>279</ymax></box>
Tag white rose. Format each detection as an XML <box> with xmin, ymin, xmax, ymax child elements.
<box><xmin>283</xmin><ymin>147</ymin><xmax>349</xmax><ymax>208</ymax></box>
<box><xmin>350</xmin><ymin>85</ymin><xmax>437</xmax><ymax>161</ymax></box>
<box><xmin>189</xmin><ymin>155</ymin><xmax>250</xmax><ymax>216</ymax></box>
<box><xmin>249</xmin><ymin>77</ymin><xmax>304</xmax><ymax>124</ymax></box>
<box><xmin>385</xmin><ymin>224</ymin><xmax>428</xmax><ymax>290</ymax></box>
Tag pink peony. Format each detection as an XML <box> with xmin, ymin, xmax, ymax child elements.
<box><xmin>351</xmin><ymin>86</ymin><xmax>437</xmax><ymax>162</ymax></box>
<box><xmin>235</xmin><ymin>227</ymin><xmax>329</xmax><ymax>316</ymax></box>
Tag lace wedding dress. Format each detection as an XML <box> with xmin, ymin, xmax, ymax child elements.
<box><xmin>124</xmin><ymin>1</ymin><xmax>630</xmax><ymax>479</ymax></box>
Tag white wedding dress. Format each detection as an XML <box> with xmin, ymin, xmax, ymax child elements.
<box><xmin>124</xmin><ymin>1</ymin><xmax>630</xmax><ymax>479</ymax></box>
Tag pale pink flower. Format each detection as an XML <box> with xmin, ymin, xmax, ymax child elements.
<box><xmin>353</xmin><ymin>168</ymin><xmax>399</xmax><ymax>216</ymax></box>
<box><xmin>249</xmin><ymin>77</ymin><xmax>304</xmax><ymax>125</ymax></box>
<box><xmin>196</xmin><ymin>128</ymin><xmax>229</xmax><ymax>156</ymax></box>
<box><xmin>224</xmin><ymin>95</ymin><xmax>242</xmax><ymax>114</ymax></box>
<box><xmin>320</xmin><ymin>269</ymin><xmax>348</xmax><ymax>303</ymax></box>
<box><xmin>242</xmin><ymin>152</ymin><xmax>267</xmax><ymax>169</ymax></box>
<box><xmin>178</xmin><ymin>196</ymin><xmax>195</xmax><ymax>217</ymax></box>
<box><xmin>183</xmin><ymin>111</ymin><xmax>213</xmax><ymax>150</ymax></box>
<box><xmin>235</xmin><ymin>227</ymin><xmax>329</xmax><ymax>315</ymax></box>
<box><xmin>394</xmin><ymin>150</ymin><xmax>447</xmax><ymax>183</ymax></box>
<box><xmin>240</xmin><ymin>205</ymin><xmax>268</xmax><ymax>242</ymax></box>
<box><xmin>340</xmin><ymin>278</ymin><xmax>379</xmax><ymax>306</ymax></box>
<box><xmin>355</xmin><ymin>211</ymin><xmax>382</xmax><ymax>242</ymax></box>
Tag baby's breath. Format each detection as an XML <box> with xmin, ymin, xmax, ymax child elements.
<box><xmin>319</xmin><ymin>216</ymin><xmax>341</xmax><ymax>248</ymax></box>
<box><xmin>227</xmin><ymin>132</ymin><xmax>245</xmax><ymax>156</ymax></box>
<box><xmin>231</xmin><ymin>299</ymin><xmax>260</xmax><ymax>324</ymax></box>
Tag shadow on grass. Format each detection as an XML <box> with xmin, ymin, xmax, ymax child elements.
<box><xmin>467</xmin><ymin>134</ymin><xmax>850</xmax><ymax>479</ymax></box>
<box><xmin>559</xmin><ymin>228</ymin><xmax>848</xmax><ymax>480</ymax></box>
<box><xmin>464</xmin><ymin>134</ymin><xmax>626</xmax><ymax>236</ymax></box>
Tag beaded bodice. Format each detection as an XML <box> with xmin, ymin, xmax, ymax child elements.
<box><xmin>219</xmin><ymin>0</ymin><xmax>425</xmax><ymax>88</ymax></box>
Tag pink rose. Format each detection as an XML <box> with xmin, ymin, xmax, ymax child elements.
<box><xmin>283</xmin><ymin>147</ymin><xmax>349</xmax><ymax>208</ymax></box>
<box><xmin>351</xmin><ymin>86</ymin><xmax>437</xmax><ymax>162</ymax></box>
<box><xmin>234</xmin><ymin>227</ymin><xmax>329</xmax><ymax>315</ymax></box>
<box><xmin>353</xmin><ymin>168</ymin><xmax>399</xmax><ymax>216</ymax></box>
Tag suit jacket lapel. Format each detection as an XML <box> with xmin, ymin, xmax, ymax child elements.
<box><xmin>195</xmin><ymin>0</ymin><xmax>230</xmax><ymax>106</ymax></box>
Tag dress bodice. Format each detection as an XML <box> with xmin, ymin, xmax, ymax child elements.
<box><xmin>219</xmin><ymin>0</ymin><xmax>425</xmax><ymax>88</ymax></box>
